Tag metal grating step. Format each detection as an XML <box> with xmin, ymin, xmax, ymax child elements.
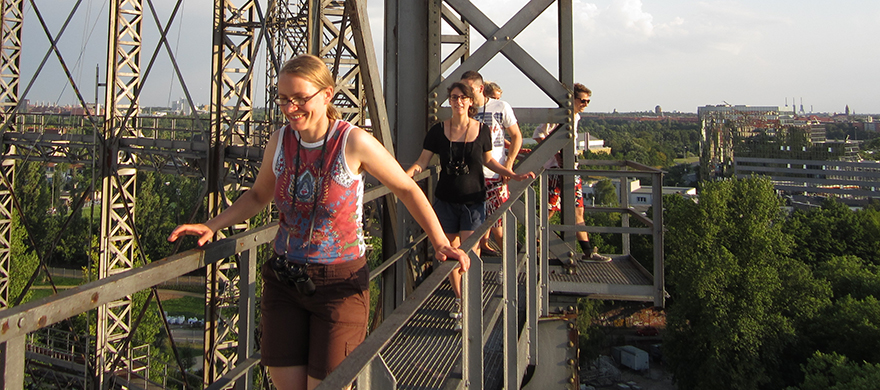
<box><xmin>548</xmin><ymin>254</ymin><xmax>652</xmax><ymax>285</ymax></box>
<box><xmin>548</xmin><ymin>254</ymin><xmax>656</xmax><ymax>300</ymax></box>
<box><xmin>380</xmin><ymin>269</ymin><xmax>521</xmax><ymax>389</ymax></box>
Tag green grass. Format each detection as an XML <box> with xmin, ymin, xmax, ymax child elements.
<box><xmin>155</xmin><ymin>296</ymin><xmax>204</xmax><ymax>319</ymax></box>
<box><xmin>37</xmin><ymin>276</ymin><xmax>83</xmax><ymax>286</ymax></box>
<box><xmin>21</xmin><ymin>288</ymin><xmax>54</xmax><ymax>303</ymax></box>
<box><xmin>673</xmin><ymin>156</ymin><xmax>700</xmax><ymax>164</ymax></box>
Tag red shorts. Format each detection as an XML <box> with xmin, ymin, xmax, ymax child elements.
<box><xmin>260</xmin><ymin>256</ymin><xmax>369</xmax><ymax>379</ymax></box>
<box><xmin>484</xmin><ymin>177</ymin><xmax>509</xmax><ymax>228</ymax></box>
<box><xmin>547</xmin><ymin>174</ymin><xmax>583</xmax><ymax>212</ymax></box>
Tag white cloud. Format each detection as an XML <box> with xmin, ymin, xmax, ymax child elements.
<box><xmin>612</xmin><ymin>0</ymin><xmax>655</xmax><ymax>37</ymax></box>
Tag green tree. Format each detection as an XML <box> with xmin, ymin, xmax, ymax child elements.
<box><xmin>589</xmin><ymin>178</ymin><xmax>618</xmax><ymax>207</ymax></box>
<box><xmin>577</xmin><ymin>118</ymin><xmax>699</xmax><ymax>168</ymax></box>
<box><xmin>784</xmin><ymin>199</ymin><xmax>880</xmax><ymax>267</ymax></box>
<box><xmin>788</xmin><ymin>352</ymin><xmax>880</xmax><ymax>390</ymax></box>
<box><xmin>813</xmin><ymin>255</ymin><xmax>880</xmax><ymax>300</ymax></box>
<box><xmin>806</xmin><ymin>295</ymin><xmax>880</xmax><ymax>365</ymax></box>
<box><xmin>663</xmin><ymin>177</ymin><xmax>828</xmax><ymax>390</ymax></box>
<box><xmin>14</xmin><ymin>161</ymin><xmax>56</xmax><ymax>252</ymax></box>
<box><xmin>135</xmin><ymin>171</ymin><xmax>205</xmax><ymax>263</ymax></box>
<box><xmin>9</xmin><ymin>211</ymin><xmax>39</xmax><ymax>304</ymax></box>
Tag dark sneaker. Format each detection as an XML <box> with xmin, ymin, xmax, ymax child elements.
<box><xmin>581</xmin><ymin>247</ymin><xmax>611</xmax><ymax>262</ymax></box>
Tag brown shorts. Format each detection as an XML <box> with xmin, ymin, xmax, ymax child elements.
<box><xmin>260</xmin><ymin>256</ymin><xmax>369</xmax><ymax>380</ymax></box>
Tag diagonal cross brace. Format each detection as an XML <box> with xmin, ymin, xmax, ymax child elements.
<box><xmin>433</xmin><ymin>0</ymin><xmax>569</xmax><ymax>105</ymax></box>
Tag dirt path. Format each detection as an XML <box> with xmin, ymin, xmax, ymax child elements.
<box><xmin>156</xmin><ymin>289</ymin><xmax>203</xmax><ymax>300</ymax></box>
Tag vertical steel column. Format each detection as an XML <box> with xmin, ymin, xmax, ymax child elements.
<box><xmin>0</xmin><ymin>0</ymin><xmax>22</xmax><ymax>130</ymax></box>
<box><xmin>97</xmin><ymin>0</ymin><xmax>142</xmax><ymax>385</ymax></box>
<box><xmin>347</xmin><ymin>0</ymin><xmax>393</xmax><ymax>154</ymax></box>
<box><xmin>0</xmin><ymin>161</ymin><xmax>11</xmax><ymax>310</ymax></box>
<box><xmin>652</xmin><ymin>171</ymin><xmax>665</xmax><ymax>307</ymax></box>
<box><xmin>389</xmin><ymin>0</ymin><xmax>430</xmax><ymax>310</ymax></box>
<box><xmin>557</xmin><ymin>0</ymin><xmax>577</xmax><ymax>254</ymax></box>
<box><xmin>322</xmin><ymin>0</ymin><xmax>400</xmax><ymax>234</ymax></box>
<box><xmin>207</xmin><ymin>0</ymin><xmax>256</xmax><ymax>384</ymax></box>
<box><xmin>307</xmin><ymin>0</ymin><xmax>321</xmax><ymax>55</ymax></box>
<box><xmin>319</xmin><ymin>0</ymin><xmax>365</xmax><ymax>125</ymax></box>
<box><xmin>0</xmin><ymin>0</ymin><xmax>24</xmax><ymax>313</ymax></box>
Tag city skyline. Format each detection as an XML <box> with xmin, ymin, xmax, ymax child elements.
<box><xmin>17</xmin><ymin>0</ymin><xmax>880</xmax><ymax>115</ymax></box>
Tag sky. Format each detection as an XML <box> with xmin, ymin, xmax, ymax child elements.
<box><xmin>19</xmin><ymin>0</ymin><xmax>880</xmax><ymax>114</ymax></box>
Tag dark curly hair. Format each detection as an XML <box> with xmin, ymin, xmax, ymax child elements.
<box><xmin>448</xmin><ymin>81</ymin><xmax>478</xmax><ymax>118</ymax></box>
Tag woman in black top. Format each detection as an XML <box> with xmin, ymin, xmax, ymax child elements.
<box><xmin>406</xmin><ymin>81</ymin><xmax>533</xmax><ymax>331</ymax></box>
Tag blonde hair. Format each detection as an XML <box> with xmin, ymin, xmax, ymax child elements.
<box><xmin>483</xmin><ymin>81</ymin><xmax>502</xmax><ymax>98</ymax></box>
<box><xmin>279</xmin><ymin>54</ymin><xmax>339</xmax><ymax>120</ymax></box>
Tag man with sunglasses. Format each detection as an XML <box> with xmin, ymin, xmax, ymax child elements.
<box><xmin>533</xmin><ymin>84</ymin><xmax>610</xmax><ymax>262</ymax></box>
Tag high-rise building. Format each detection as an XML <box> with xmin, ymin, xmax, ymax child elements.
<box><xmin>698</xmin><ymin>105</ymin><xmax>796</xmax><ymax>180</ymax></box>
<box><xmin>698</xmin><ymin>104</ymin><xmax>877</xmax><ymax>205</ymax></box>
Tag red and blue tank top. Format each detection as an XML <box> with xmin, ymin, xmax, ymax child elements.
<box><xmin>272</xmin><ymin>120</ymin><xmax>365</xmax><ymax>264</ymax></box>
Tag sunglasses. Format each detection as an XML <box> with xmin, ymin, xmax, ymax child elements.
<box><xmin>579</xmin><ymin>98</ymin><xmax>591</xmax><ymax>104</ymax></box>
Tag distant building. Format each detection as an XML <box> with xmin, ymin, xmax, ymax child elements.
<box><xmin>171</xmin><ymin>97</ymin><xmax>192</xmax><ymax>115</ymax></box>
<box><xmin>698</xmin><ymin>104</ymin><xmax>797</xmax><ymax>180</ymax></box>
<box><xmin>583</xmin><ymin>178</ymin><xmax>696</xmax><ymax>212</ymax></box>
<box><xmin>698</xmin><ymin>104</ymin><xmax>880</xmax><ymax>205</ymax></box>
<box><xmin>578</xmin><ymin>132</ymin><xmax>611</xmax><ymax>155</ymax></box>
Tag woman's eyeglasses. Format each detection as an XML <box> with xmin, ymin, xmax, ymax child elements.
<box><xmin>274</xmin><ymin>90</ymin><xmax>323</xmax><ymax>106</ymax></box>
<box><xmin>449</xmin><ymin>94</ymin><xmax>470</xmax><ymax>102</ymax></box>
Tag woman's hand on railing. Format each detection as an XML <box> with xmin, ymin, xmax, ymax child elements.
<box><xmin>509</xmin><ymin>171</ymin><xmax>536</xmax><ymax>181</ymax></box>
<box><xmin>167</xmin><ymin>224</ymin><xmax>215</xmax><ymax>247</ymax></box>
<box><xmin>404</xmin><ymin>164</ymin><xmax>420</xmax><ymax>178</ymax></box>
<box><xmin>435</xmin><ymin>245</ymin><xmax>470</xmax><ymax>272</ymax></box>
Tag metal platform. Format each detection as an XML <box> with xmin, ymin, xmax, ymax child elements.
<box><xmin>548</xmin><ymin>255</ymin><xmax>656</xmax><ymax>301</ymax></box>
<box><xmin>380</xmin><ymin>264</ymin><xmax>524</xmax><ymax>390</ymax></box>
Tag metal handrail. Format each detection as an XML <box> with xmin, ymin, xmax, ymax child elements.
<box><xmin>319</xmin><ymin>148</ymin><xmax>548</xmax><ymax>389</ymax></box>
<box><xmin>0</xmin><ymin>116</ymin><xmax>664</xmax><ymax>388</ymax></box>
<box><xmin>0</xmin><ymin>164</ymin><xmax>444</xmax><ymax>387</ymax></box>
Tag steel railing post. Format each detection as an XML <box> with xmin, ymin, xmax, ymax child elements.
<box><xmin>540</xmin><ymin>173</ymin><xmax>550</xmax><ymax>316</ymax></box>
<box><xmin>502</xmin><ymin>210</ymin><xmax>517</xmax><ymax>388</ymax></box>
<box><xmin>525</xmin><ymin>187</ymin><xmax>538</xmax><ymax>365</ymax></box>
<box><xmin>0</xmin><ymin>336</ymin><xmax>25</xmax><ymax>389</ymax></box>
<box><xmin>235</xmin><ymin>247</ymin><xmax>257</xmax><ymax>388</ymax></box>
<box><xmin>462</xmin><ymin>250</ymin><xmax>483</xmax><ymax>389</ymax></box>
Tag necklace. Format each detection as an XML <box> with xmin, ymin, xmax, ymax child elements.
<box><xmin>287</xmin><ymin>121</ymin><xmax>333</xmax><ymax>255</ymax></box>
<box><xmin>447</xmin><ymin>119</ymin><xmax>471</xmax><ymax>142</ymax></box>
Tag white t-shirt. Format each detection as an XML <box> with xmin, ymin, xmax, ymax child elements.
<box><xmin>474</xmin><ymin>98</ymin><xmax>517</xmax><ymax>179</ymax></box>
<box><xmin>534</xmin><ymin>113</ymin><xmax>580</xmax><ymax>170</ymax></box>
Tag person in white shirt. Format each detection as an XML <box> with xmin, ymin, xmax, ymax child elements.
<box><xmin>460</xmin><ymin>71</ymin><xmax>523</xmax><ymax>257</ymax></box>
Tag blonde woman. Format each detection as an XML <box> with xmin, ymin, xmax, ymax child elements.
<box><xmin>169</xmin><ymin>54</ymin><xmax>468</xmax><ymax>390</ymax></box>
